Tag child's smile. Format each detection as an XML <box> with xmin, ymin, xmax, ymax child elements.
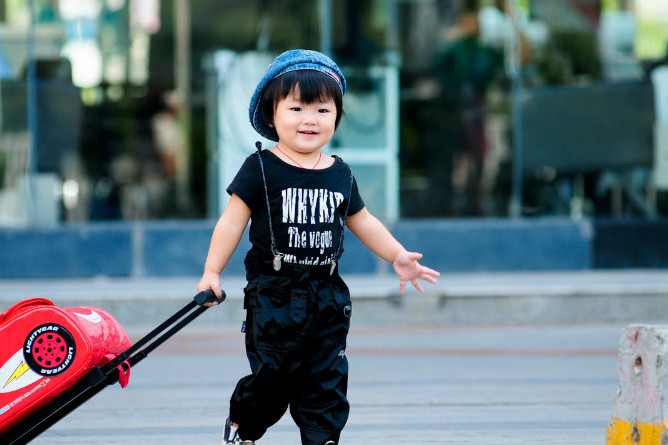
<box><xmin>272</xmin><ymin>88</ymin><xmax>337</xmax><ymax>163</ymax></box>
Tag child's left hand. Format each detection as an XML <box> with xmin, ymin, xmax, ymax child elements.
<box><xmin>392</xmin><ymin>251</ymin><xmax>441</xmax><ymax>294</ymax></box>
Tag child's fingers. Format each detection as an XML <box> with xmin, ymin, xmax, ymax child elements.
<box><xmin>399</xmin><ymin>280</ymin><xmax>407</xmax><ymax>294</ymax></box>
<box><xmin>408</xmin><ymin>251</ymin><xmax>423</xmax><ymax>261</ymax></box>
<box><xmin>422</xmin><ymin>274</ymin><xmax>438</xmax><ymax>284</ymax></box>
<box><xmin>418</xmin><ymin>264</ymin><xmax>440</xmax><ymax>276</ymax></box>
<box><xmin>427</xmin><ymin>268</ymin><xmax>441</xmax><ymax>277</ymax></box>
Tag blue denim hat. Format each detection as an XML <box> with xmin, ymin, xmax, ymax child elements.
<box><xmin>249</xmin><ymin>49</ymin><xmax>347</xmax><ymax>141</ymax></box>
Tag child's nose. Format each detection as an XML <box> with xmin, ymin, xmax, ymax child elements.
<box><xmin>302</xmin><ymin>109</ymin><xmax>318</xmax><ymax>123</ymax></box>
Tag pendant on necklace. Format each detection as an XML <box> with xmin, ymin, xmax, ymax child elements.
<box><xmin>330</xmin><ymin>260</ymin><xmax>337</xmax><ymax>276</ymax></box>
<box><xmin>273</xmin><ymin>254</ymin><xmax>282</xmax><ymax>271</ymax></box>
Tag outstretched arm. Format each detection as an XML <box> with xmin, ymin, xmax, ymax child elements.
<box><xmin>197</xmin><ymin>194</ymin><xmax>251</xmax><ymax>302</ymax></box>
<box><xmin>346</xmin><ymin>207</ymin><xmax>440</xmax><ymax>293</ymax></box>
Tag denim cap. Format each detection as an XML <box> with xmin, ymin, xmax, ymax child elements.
<box><xmin>249</xmin><ymin>49</ymin><xmax>347</xmax><ymax>141</ymax></box>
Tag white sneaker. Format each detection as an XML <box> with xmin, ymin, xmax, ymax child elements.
<box><xmin>223</xmin><ymin>417</ymin><xmax>255</xmax><ymax>445</ymax></box>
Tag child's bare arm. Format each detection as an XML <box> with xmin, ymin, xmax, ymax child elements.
<box><xmin>346</xmin><ymin>208</ymin><xmax>404</xmax><ymax>262</ymax></box>
<box><xmin>346</xmin><ymin>208</ymin><xmax>440</xmax><ymax>293</ymax></box>
<box><xmin>197</xmin><ymin>194</ymin><xmax>251</xmax><ymax>301</ymax></box>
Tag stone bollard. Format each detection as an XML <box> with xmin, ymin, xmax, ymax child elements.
<box><xmin>607</xmin><ymin>325</ymin><xmax>668</xmax><ymax>445</ymax></box>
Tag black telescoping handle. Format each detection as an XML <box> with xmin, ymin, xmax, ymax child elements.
<box><xmin>101</xmin><ymin>289</ymin><xmax>225</xmax><ymax>374</ymax></box>
<box><xmin>124</xmin><ymin>289</ymin><xmax>226</xmax><ymax>368</ymax></box>
<box><xmin>1</xmin><ymin>290</ymin><xmax>226</xmax><ymax>445</ymax></box>
<box><xmin>194</xmin><ymin>289</ymin><xmax>226</xmax><ymax>306</ymax></box>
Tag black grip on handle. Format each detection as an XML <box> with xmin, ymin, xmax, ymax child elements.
<box><xmin>194</xmin><ymin>289</ymin><xmax>226</xmax><ymax>306</ymax></box>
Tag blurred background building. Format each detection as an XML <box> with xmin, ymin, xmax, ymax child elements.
<box><xmin>0</xmin><ymin>0</ymin><xmax>667</xmax><ymax>278</ymax></box>
<box><xmin>1</xmin><ymin>0</ymin><xmax>667</xmax><ymax>225</ymax></box>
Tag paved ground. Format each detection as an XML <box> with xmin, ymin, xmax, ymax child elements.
<box><xmin>4</xmin><ymin>270</ymin><xmax>666</xmax><ymax>444</ymax></box>
<box><xmin>25</xmin><ymin>323</ymin><xmax>621</xmax><ymax>445</ymax></box>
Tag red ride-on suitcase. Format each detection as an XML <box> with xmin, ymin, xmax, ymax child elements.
<box><xmin>0</xmin><ymin>297</ymin><xmax>131</xmax><ymax>432</ymax></box>
<box><xmin>0</xmin><ymin>289</ymin><xmax>223</xmax><ymax>444</ymax></box>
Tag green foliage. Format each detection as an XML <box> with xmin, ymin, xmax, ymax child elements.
<box><xmin>534</xmin><ymin>29</ymin><xmax>602</xmax><ymax>85</ymax></box>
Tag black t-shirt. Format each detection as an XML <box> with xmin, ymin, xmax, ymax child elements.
<box><xmin>227</xmin><ymin>150</ymin><xmax>365</xmax><ymax>267</ymax></box>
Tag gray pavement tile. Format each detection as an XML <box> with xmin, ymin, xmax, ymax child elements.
<box><xmin>25</xmin><ymin>324</ymin><xmax>620</xmax><ymax>445</ymax></box>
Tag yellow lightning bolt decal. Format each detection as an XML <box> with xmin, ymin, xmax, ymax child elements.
<box><xmin>4</xmin><ymin>361</ymin><xmax>31</xmax><ymax>389</ymax></box>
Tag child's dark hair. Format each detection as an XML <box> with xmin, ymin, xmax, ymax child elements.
<box><xmin>261</xmin><ymin>69</ymin><xmax>344</xmax><ymax>130</ymax></box>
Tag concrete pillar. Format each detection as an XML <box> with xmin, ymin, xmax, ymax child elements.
<box><xmin>607</xmin><ymin>325</ymin><xmax>668</xmax><ymax>445</ymax></box>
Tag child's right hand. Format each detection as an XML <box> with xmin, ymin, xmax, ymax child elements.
<box><xmin>197</xmin><ymin>270</ymin><xmax>223</xmax><ymax>306</ymax></box>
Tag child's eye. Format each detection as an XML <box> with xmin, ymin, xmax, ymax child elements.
<box><xmin>318</xmin><ymin>108</ymin><xmax>331</xmax><ymax>113</ymax></box>
<box><xmin>290</xmin><ymin>107</ymin><xmax>302</xmax><ymax>112</ymax></box>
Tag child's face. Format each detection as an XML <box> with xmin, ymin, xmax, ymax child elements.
<box><xmin>273</xmin><ymin>86</ymin><xmax>337</xmax><ymax>154</ymax></box>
